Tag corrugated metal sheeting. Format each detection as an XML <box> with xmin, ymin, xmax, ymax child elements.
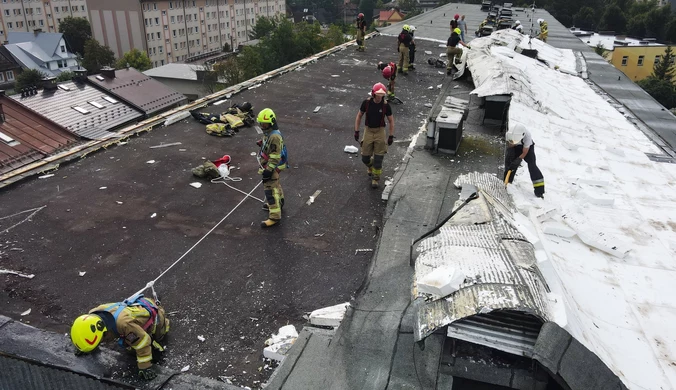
<box><xmin>413</xmin><ymin>172</ymin><xmax>550</xmax><ymax>355</ymax></box>
<box><xmin>0</xmin><ymin>354</ymin><xmax>134</xmax><ymax>390</ymax></box>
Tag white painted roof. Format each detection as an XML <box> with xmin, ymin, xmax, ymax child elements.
<box><xmin>570</xmin><ymin>29</ymin><xmax>665</xmax><ymax>50</ymax></box>
<box><xmin>143</xmin><ymin>63</ymin><xmax>206</xmax><ymax>81</ymax></box>
<box><xmin>468</xmin><ymin>29</ymin><xmax>676</xmax><ymax>390</ymax></box>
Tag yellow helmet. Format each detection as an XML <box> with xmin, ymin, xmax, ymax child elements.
<box><xmin>256</xmin><ymin>108</ymin><xmax>276</xmax><ymax>124</ymax></box>
<box><xmin>70</xmin><ymin>314</ymin><xmax>106</xmax><ymax>353</ymax></box>
<box><xmin>403</xmin><ymin>24</ymin><xmax>410</xmax><ymax>32</ymax></box>
<box><xmin>454</xmin><ymin>28</ymin><xmax>461</xmax><ymax>35</ymax></box>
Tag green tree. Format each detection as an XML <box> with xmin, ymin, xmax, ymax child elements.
<box><xmin>375</xmin><ymin>0</ymin><xmax>384</xmax><ymax>8</ymax></box>
<box><xmin>626</xmin><ymin>14</ymin><xmax>647</xmax><ymax>38</ymax></box>
<box><xmin>325</xmin><ymin>24</ymin><xmax>346</xmax><ymax>48</ymax></box>
<box><xmin>15</xmin><ymin>69</ymin><xmax>47</xmax><ymax>90</ymax></box>
<box><xmin>593</xmin><ymin>43</ymin><xmax>607</xmax><ymax>57</ymax></box>
<box><xmin>116</xmin><ymin>49</ymin><xmax>152</xmax><ymax>71</ymax></box>
<box><xmin>573</xmin><ymin>7</ymin><xmax>597</xmax><ymax>30</ymax></box>
<box><xmin>652</xmin><ymin>46</ymin><xmax>675</xmax><ymax>81</ymax></box>
<box><xmin>599</xmin><ymin>4</ymin><xmax>626</xmax><ymax>33</ymax></box>
<box><xmin>56</xmin><ymin>71</ymin><xmax>74</xmax><ymax>82</ymax></box>
<box><xmin>81</xmin><ymin>39</ymin><xmax>116</xmax><ymax>74</ymax></box>
<box><xmin>294</xmin><ymin>22</ymin><xmax>327</xmax><ymax>58</ymax></box>
<box><xmin>237</xmin><ymin>46</ymin><xmax>264</xmax><ymax>79</ymax></box>
<box><xmin>643</xmin><ymin>6</ymin><xmax>671</xmax><ymax>40</ymax></box>
<box><xmin>250</xmin><ymin>16</ymin><xmax>278</xmax><ymax>39</ymax></box>
<box><xmin>222</xmin><ymin>43</ymin><xmax>231</xmax><ymax>52</ymax></box>
<box><xmin>358</xmin><ymin>0</ymin><xmax>375</xmax><ymax>26</ymax></box>
<box><xmin>637</xmin><ymin>77</ymin><xmax>675</xmax><ymax>108</ymax></box>
<box><xmin>58</xmin><ymin>17</ymin><xmax>92</xmax><ymax>55</ymax></box>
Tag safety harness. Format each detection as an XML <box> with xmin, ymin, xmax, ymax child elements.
<box><xmin>259</xmin><ymin>130</ymin><xmax>288</xmax><ymax>171</ymax></box>
<box><xmin>101</xmin><ymin>296</ymin><xmax>159</xmax><ymax>348</ymax></box>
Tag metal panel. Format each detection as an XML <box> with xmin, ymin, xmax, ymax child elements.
<box><xmin>0</xmin><ymin>354</ymin><xmax>134</xmax><ymax>390</ymax></box>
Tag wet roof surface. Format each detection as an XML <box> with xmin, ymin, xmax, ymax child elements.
<box><xmin>0</xmin><ymin>36</ymin><xmax>453</xmax><ymax>387</ymax></box>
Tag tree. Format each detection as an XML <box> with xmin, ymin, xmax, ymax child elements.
<box><xmin>593</xmin><ymin>43</ymin><xmax>607</xmax><ymax>57</ymax></box>
<box><xmin>222</xmin><ymin>43</ymin><xmax>231</xmax><ymax>52</ymax></box>
<box><xmin>358</xmin><ymin>0</ymin><xmax>375</xmax><ymax>26</ymax></box>
<box><xmin>573</xmin><ymin>7</ymin><xmax>597</xmax><ymax>30</ymax></box>
<box><xmin>652</xmin><ymin>46</ymin><xmax>675</xmax><ymax>81</ymax></box>
<box><xmin>599</xmin><ymin>4</ymin><xmax>626</xmax><ymax>33</ymax></box>
<box><xmin>56</xmin><ymin>71</ymin><xmax>74</xmax><ymax>82</ymax></box>
<box><xmin>250</xmin><ymin>16</ymin><xmax>278</xmax><ymax>39</ymax></box>
<box><xmin>638</xmin><ymin>77</ymin><xmax>675</xmax><ymax>108</ymax></box>
<box><xmin>325</xmin><ymin>24</ymin><xmax>346</xmax><ymax>48</ymax></box>
<box><xmin>58</xmin><ymin>17</ymin><xmax>92</xmax><ymax>55</ymax></box>
<box><xmin>81</xmin><ymin>39</ymin><xmax>116</xmax><ymax>74</ymax></box>
<box><xmin>15</xmin><ymin>69</ymin><xmax>47</xmax><ymax>90</ymax></box>
<box><xmin>116</xmin><ymin>49</ymin><xmax>152</xmax><ymax>71</ymax></box>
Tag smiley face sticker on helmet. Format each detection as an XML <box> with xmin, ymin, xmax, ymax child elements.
<box><xmin>71</xmin><ymin>314</ymin><xmax>107</xmax><ymax>353</ymax></box>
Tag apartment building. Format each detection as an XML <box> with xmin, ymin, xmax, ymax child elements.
<box><xmin>88</xmin><ymin>0</ymin><xmax>286</xmax><ymax>69</ymax></box>
<box><xmin>0</xmin><ymin>0</ymin><xmax>88</xmax><ymax>43</ymax></box>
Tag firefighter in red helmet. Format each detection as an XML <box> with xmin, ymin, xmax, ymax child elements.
<box><xmin>356</xmin><ymin>13</ymin><xmax>367</xmax><ymax>52</ymax></box>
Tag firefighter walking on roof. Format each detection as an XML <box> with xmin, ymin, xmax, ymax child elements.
<box><xmin>71</xmin><ymin>297</ymin><xmax>170</xmax><ymax>381</ymax></box>
<box><xmin>354</xmin><ymin>83</ymin><xmax>395</xmax><ymax>189</ymax></box>
<box><xmin>257</xmin><ymin>108</ymin><xmax>287</xmax><ymax>228</ymax></box>
<box><xmin>397</xmin><ymin>25</ymin><xmax>413</xmax><ymax>75</ymax></box>
<box><xmin>356</xmin><ymin>13</ymin><xmax>367</xmax><ymax>52</ymax></box>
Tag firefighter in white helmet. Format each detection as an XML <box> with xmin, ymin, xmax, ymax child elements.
<box><xmin>504</xmin><ymin>123</ymin><xmax>545</xmax><ymax>198</ymax></box>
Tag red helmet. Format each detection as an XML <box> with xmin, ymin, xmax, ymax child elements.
<box><xmin>454</xmin><ymin>14</ymin><xmax>459</xmax><ymax>19</ymax></box>
<box><xmin>358</xmin><ymin>13</ymin><xmax>364</xmax><ymax>19</ymax></box>
<box><xmin>388</xmin><ymin>61</ymin><xmax>396</xmax><ymax>69</ymax></box>
<box><xmin>371</xmin><ymin>82</ymin><xmax>387</xmax><ymax>96</ymax></box>
<box><xmin>382</xmin><ymin>66</ymin><xmax>393</xmax><ymax>79</ymax></box>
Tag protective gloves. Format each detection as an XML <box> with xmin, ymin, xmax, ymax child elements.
<box><xmin>509</xmin><ymin>158</ymin><xmax>523</xmax><ymax>171</ymax></box>
<box><xmin>388</xmin><ymin>135</ymin><xmax>394</xmax><ymax>146</ymax></box>
<box><xmin>138</xmin><ymin>368</ymin><xmax>157</xmax><ymax>381</ymax></box>
<box><xmin>354</xmin><ymin>131</ymin><xmax>360</xmax><ymax>142</ymax></box>
<box><xmin>262</xmin><ymin>169</ymin><xmax>273</xmax><ymax>183</ymax></box>
<box><xmin>256</xmin><ymin>139</ymin><xmax>263</xmax><ymax>147</ymax></box>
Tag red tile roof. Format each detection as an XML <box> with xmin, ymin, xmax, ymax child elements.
<box><xmin>379</xmin><ymin>10</ymin><xmax>405</xmax><ymax>21</ymax></box>
<box><xmin>0</xmin><ymin>95</ymin><xmax>80</xmax><ymax>175</ymax></box>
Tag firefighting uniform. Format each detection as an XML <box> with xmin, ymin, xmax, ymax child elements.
<box><xmin>259</xmin><ymin>131</ymin><xmax>285</xmax><ymax>220</ymax></box>
<box><xmin>360</xmin><ymin>98</ymin><xmax>393</xmax><ymax>181</ymax></box>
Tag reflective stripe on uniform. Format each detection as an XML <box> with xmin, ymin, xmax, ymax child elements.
<box><xmin>533</xmin><ymin>180</ymin><xmax>545</xmax><ymax>187</ymax></box>
<box><xmin>137</xmin><ymin>354</ymin><xmax>153</xmax><ymax>363</ymax></box>
<box><xmin>133</xmin><ymin>334</ymin><xmax>151</xmax><ymax>350</ymax></box>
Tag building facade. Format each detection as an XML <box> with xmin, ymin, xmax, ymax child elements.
<box><xmin>0</xmin><ymin>0</ymin><xmax>88</xmax><ymax>43</ymax></box>
<box><xmin>87</xmin><ymin>0</ymin><xmax>286</xmax><ymax>69</ymax></box>
<box><xmin>612</xmin><ymin>45</ymin><xmax>675</xmax><ymax>81</ymax></box>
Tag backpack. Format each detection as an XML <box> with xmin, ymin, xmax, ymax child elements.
<box><xmin>364</xmin><ymin>99</ymin><xmax>387</xmax><ymax>127</ymax></box>
<box><xmin>263</xmin><ymin>130</ymin><xmax>288</xmax><ymax>170</ymax></box>
<box><xmin>98</xmin><ymin>295</ymin><xmax>159</xmax><ymax>347</ymax></box>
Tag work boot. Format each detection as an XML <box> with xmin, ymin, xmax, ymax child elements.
<box><xmin>261</xmin><ymin>219</ymin><xmax>280</xmax><ymax>228</ymax></box>
<box><xmin>409</xmin><ymin>64</ymin><xmax>415</xmax><ymax>70</ymax></box>
<box><xmin>447</xmin><ymin>69</ymin><xmax>453</xmax><ymax>75</ymax></box>
<box><xmin>367</xmin><ymin>166</ymin><xmax>373</xmax><ymax>176</ymax></box>
<box><xmin>262</xmin><ymin>201</ymin><xmax>284</xmax><ymax>211</ymax></box>
<box><xmin>371</xmin><ymin>179</ymin><xmax>379</xmax><ymax>189</ymax></box>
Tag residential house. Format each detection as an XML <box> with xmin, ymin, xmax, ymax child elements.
<box><xmin>144</xmin><ymin>63</ymin><xmax>227</xmax><ymax>101</ymax></box>
<box><xmin>4</xmin><ymin>31</ymin><xmax>79</xmax><ymax>77</ymax></box>
<box><xmin>377</xmin><ymin>9</ymin><xmax>405</xmax><ymax>27</ymax></box>
<box><xmin>0</xmin><ymin>46</ymin><xmax>21</xmax><ymax>89</ymax></box>
<box><xmin>10</xmin><ymin>72</ymin><xmax>144</xmax><ymax>140</ymax></box>
<box><xmin>88</xmin><ymin>67</ymin><xmax>187</xmax><ymax>116</ymax></box>
<box><xmin>0</xmin><ymin>90</ymin><xmax>81</xmax><ymax>176</ymax></box>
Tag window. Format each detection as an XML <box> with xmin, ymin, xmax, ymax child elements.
<box><xmin>81</xmin><ymin>6</ymin><xmax>85</xmax><ymax>11</ymax></box>
<box><xmin>55</xmin><ymin>7</ymin><xmax>59</xmax><ymax>13</ymax></box>
<box><xmin>174</xmin><ymin>43</ymin><xmax>178</xmax><ymax>49</ymax></box>
<box><xmin>0</xmin><ymin>131</ymin><xmax>19</xmax><ymax>147</ymax></box>
<box><xmin>156</xmin><ymin>32</ymin><xmax>161</xmax><ymax>39</ymax></box>
<box><xmin>96</xmin><ymin>75</ymin><xmax>104</xmax><ymax>81</ymax></box>
<box><xmin>147</xmin><ymin>33</ymin><xmax>151</xmax><ymax>40</ymax></box>
<box><xmin>5</xmin><ymin>71</ymin><xmax>12</xmax><ymax>81</ymax></box>
<box><xmin>72</xmin><ymin>106</ymin><xmax>90</xmax><ymax>114</ymax></box>
<box><xmin>621</xmin><ymin>56</ymin><xmax>628</xmax><ymax>66</ymax></box>
<box><xmin>161</xmin><ymin>59</ymin><xmax>164</xmax><ymax>65</ymax></box>
<box><xmin>3</xmin><ymin>10</ymin><xmax>8</xmax><ymax>16</ymax></box>
<box><xmin>152</xmin><ymin>47</ymin><xmax>156</xmax><ymax>54</ymax></box>
<box><xmin>7</xmin><ymin>22</ymin><xmax>12</xmax><ymax>29</ymax></box>
<box><xmin>655</xmin><ymin>55</ymin><xmax>661</xmax><ymax>65</ymax></box>
<box><xmin>159</xmin><ymin>45</ymin><xmax>163</xmax><ymax>53</ymax></box>
<box><xmin>88</xmin><ymin>101</ymin><xmax>105</xmax><ymax>109</ymax></box>
<box><xmin>172</xmin><ymin>29</ymin><xmax>176</xmax><ymax>37</ymax></box>
<box><xmin>171</xmin><ymin>15</ymin><xmax>175</xmax><ymax>23</ymax></box>
<box><xmin>103</xmin><ymin>96</ymin><xmax>119</xmax><ymax>104</ymax></box>
<box><xmin>60</xmin><ymin>45</ymin><xmax>65</xmax><ymax>53</ymax></box>
<box><xmin>153</xmin><ymin>3</ymin><xmax>158</xmax><ymax>10</ymax></box>
<box><xmin>164</xmin><ymin>25</ymin><xmax>168</xmax><ymax>30</ymax></box>
<box><xmin>170</xmin><ymin>2</ymin><xmax>173</xmax><ymax>9</ymax></box>
<box><xmin>162</xmin><ymin>10</ymin><xmax>166</xmax><ymax>15</ymax></box>
<box><xmin>155</xmin><ymin>17</ymin><xmax>159</xmax><ymax>25</ymax></box>
<box><xmin>72</xmin><ymin>6</ymin><xmax>76</xmax><ymax>11</ymax></box>
<box><xmin>62</xmin><ymin>6</ymin><xmax>67</xmax><ymax>12</ymax></box>
<box><xmin>39</xmin><ymin>20</ymin><xmax>44</xmax><ymax>26</ymax></box>
<box><xmin>638</xmin><ymin>55</ymin><xmax>644</xmax><ymax>66</ymax></box>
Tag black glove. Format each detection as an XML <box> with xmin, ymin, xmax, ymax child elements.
<box><xmin>256</xmin><ymin>139</ymin><xmax>263</xmax><ymax>147</ymax></box>
<box><xmin>262</xmin><ymin>169</ymin><xmax>273</xmax><ymax>182</ymax></box>
<box><xmin>388</xmin><ymin>135</ymin><xmax>394</xmax><ymax>146</ymax></box>
<box><xmin>509</xmin><ymin>158</ymin><xmax>523</xmax><ymax>171</ymax></box>
<box><xmin>138</xmin><ymin>368</ymin><xmax>157</xmax><ymax>381</ymax></box>
<box><xmin>354</xmin><ymin>131</ymin><xmax>360</xmax><ymax>142</ymax></box>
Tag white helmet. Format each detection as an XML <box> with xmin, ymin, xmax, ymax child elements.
<box><xmin>506</xmin><ymin>123</ymin><xmax>527</xmax><ymax>144</ymax></box>
<box><xmin>515</xmin><ymin>20</ymin><xmax>521</xmax><ymax>25</ymax></box>
<box><xmin>409</xmin><ymin>25</ymin><xmax>416</xmax><ymax>32</ymax></box>
<box><xmin>537</xmin><ymin>18</ymin><xmax>544</xmax><ymax>24</ymax></box>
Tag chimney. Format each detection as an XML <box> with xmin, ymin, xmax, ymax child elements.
<box><xmin>73</xmin><ymin>67</ymin><xmax>88</xmax><ymax>82</ymax></box>
<box><xmin>42</xmin><ymin>77</ymin><xmax>57</xmax><ymax>91</ymax></box>
<box><xmin>100</xmin><ymin>67</ymin><xmax>116</xmax><ymax>79</ymax></box>
<box><xmin>33</xmin><ymin>28</ymin><xmax>42</xmax><ymax>35</ymax></box>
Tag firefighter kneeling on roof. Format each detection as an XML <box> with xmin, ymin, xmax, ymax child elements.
<box><xmin>70</xmin><ymin>296</ymin><xmax>170</xmax><ymax>381</ymax></box>
<box><xmin>354</xmin><ymin>83</ymin><xmax>395</xmax><ymax>189</ymax></box>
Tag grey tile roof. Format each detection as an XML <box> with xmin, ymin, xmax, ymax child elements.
<box><xmin>8</xmin><ymin>32</ymin><xmax>65</xmax><ymax>58</ymax></box>
<box><xmin>10</xmin><ymin>81</ymin><xmax>144</xmax><ymax>140</ymax></box>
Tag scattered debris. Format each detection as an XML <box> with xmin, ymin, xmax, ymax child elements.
<box><xmin>179</xmin><ymin>149</ymin><xmax>187</xmax><ymax>152</ymax></box>
<box><xmin>218</xmin><ymin>376</ymin><xmax>233</xmax><ymax>385</ymax></box>
<box><xmin>438</xmin><ymin>71</ymin><xmax>445</xmax><ymax>75</ymax></box>
<box><xmin>355</xmin><ymin>248</ymin><xmax>373</xmax><ymax>255</ymax></box>
<box><xmin>314</xmin><ymin>233</ymin><xmax>325</xmax><ymax>237</ymax></box>
<box><xmin>418</xmin><ymin>267</ymin><xmax>466</xmax><ymax>300</ymax></box>
<box><xmin>313</xmin><ymin>106</ymin><xmax>321</xmax><ymax>113</ymax></box>
<box><xmin>425</xmin><ymin>50</ymin><xmax>433</xmax><ymax>55</ymax></box>
<box><xmin>38</xmin><ymin>174</ymin><xmax>55</xmax><ymax>179</ymax></box>
<box><xmin>439</xmin><ymin>53</ymin><xmax>447</xmax><ymax>57</ymax></box>
<box><xmin>453</xmin><ymin>85</ymin><xmax>460</xmax><ymax>89</ymax></box>
<box><xmin>78</xmin><ymin>271</ymin><xmax>86</xmax><ymax>277</ymax></box>
<box><xmin>0</xmin><ymin>270</ymin><xmax>35</xmax><ymax>279</ymax></box>
<box><xmin>151</xmin><ymin>213</ymin><xmax>157</xmax><ymax>218</ymax></box>
<box><xmin>331</xmin><ymin>74</ymin><xmax>340</xmax><ymax>77</ymax></box>
<box><xmin>21</xmin><ymin>309</ymin><xmax>31</xmax><ymax>316</ymax></box>
<box><xmin>344</xmin><ymin>145</ymin><xmax>359</xmax><ymax>153</ymax></box>
<box><xmin>115</xmin><ymin>201</ymin><xmax>123</xmax><ymax>205</ymax></box>
<box><xmin>190</xmin><ymin>182</ymin><xmax>202</xmax><ymax>189</ymax></box>
<box><xmin>306</xmin><ymin>190</ymin><xmax>322</xmax><ymax>205</ymax></box>
<box><xmin>264</xmin><ymin>325</ymin><xmax>298</xmax><ymax>362</ymax></box>
<box><xmin>428</xmin><ymin>86</ymin><xmax>434</xmax><ymax>90</ymax></box>
<box><xmin>424</xmin><ymin>103</ymin><xmax>433</xmax><ymax>108</ymax></box>
<box><xmin>250</xmin><ymin>152</ymin><xmax>257</xmax><ymax>156</ymax></box>
<box><xmin>149</xmin><ymin>142</ymin><xmax>182</xmax><ymax>149</ymax></box>
<box><xmin>212</xmin><ymin>99</ymin><xmax>229</xmax><ymax>106</ymax></box>
<box><xmin>309</xmin><ymin>302</ymin><xmax>350</xmax><ymax>327</ymax></box>
<box><xmin>99</xmin><ymin>187</ymin><xmax>107</xmax><ymax>190</ymax></box>
<box><xmin>146</xmin><ymin>160</ymin><xmax>156</xmax><ymax>164</ymax></box>
<box><xmin>181</xmin><ymin>365</ymin><xmax>190</xmax><ymax>372</ymax></box>
<box><xmin>164</xmin><ymin>111</ymin><xmax>191</xmax><ymax>126</ymax></box>
<box><xmin>197</xmin><ymin>335</ymin><xmax>206</xmax><ymax>342</ymax></box>
<box><xmin>437</xmin><ymin>84</ymin><xmax>443</xmax><ymax>89</ymax></box>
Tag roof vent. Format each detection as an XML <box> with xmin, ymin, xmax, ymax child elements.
<box><xmin>100</xmin><ymin>67</ymin><xmax>116</xmax><ymax>79</ymax></box>
<box><xmin>73</xmin><ymin>68</ymin><xmax>88</xmax><ymax>82</ymax></box>
<box><xmin>42</xmin><ymin>77</ymin><xmax>58</xmax><ymax>91</ymax></box>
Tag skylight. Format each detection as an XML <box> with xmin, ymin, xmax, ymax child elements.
<box><xmin>0</xmin><ymin>131</ymin><xmax>19</xmax><ymax>146</ymax></box>
<box><xmin>88</xmin><ymin>101</ymin><xmax>105</xmax><ymax>109</ymax></box>
<box><xmin>102</xmin><ymin>96</ymin><xmax>119</xmax><ymax>104</ymax></box>
<box><xmin>58</xmin><ymin>85</ymin><xmax>71</xmax><ymax>91</ymax></box>
<box><xmin>96</xmin><ymin>76</ymin><xmax>105</xmax><ymax>81</ymax></box>
<box><xmin>72</xmin><ymin>106</ymin><xmax>90</xmax><ymax>114</ymax></box>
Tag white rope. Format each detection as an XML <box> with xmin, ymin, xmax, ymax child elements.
<box><xmin>125</xmin><ymin>181</ymin><xmax>262</xmax><ymax>302</ymax></box>
<box><xmin>211</xmin><ymin>176</ymin><xmax>265</xmax><ymax>203</ymax></box>
<box><xmin>0</xmin><ymin>205</ymin><xmax>46</xmax><ymax>234</ymax></box>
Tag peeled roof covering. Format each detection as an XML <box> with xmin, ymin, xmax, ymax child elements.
<box><xmin>88</xmin><ymin>68</ymin><xmax>187</xmax><ymax>116</ymax></box>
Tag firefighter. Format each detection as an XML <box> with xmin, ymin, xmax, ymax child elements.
<box><xmin>354</xmin><ymin>83</ymin><xmax>395</xmax><ymax>189</ymax></box>
<box><xmin>447</xmin><ymin>27</ymin><xmax>470</xmax><ymax>75</ymax></box>
<box><xmin>70</xmin><ymin>296</ymin><xmax>170</xmax><ymax>381</ymax></box>
<box><xmin>450</xmin><ymin>13</ymin><xmax>459</xmax><ymax>32</ymax></box>
<box><xmin>408</xmin><ymin>25</ymin><xmax>417</xmax><ymax>70</ymax></box>
<box><xmin>538</xmin><ymin>18</ymin><xmax>548</xmax><ymax>42</ymax></box>
<box><xmin>356</xmin><ymin>13</ymin><xmax>367</xmax><ymax>51</ymax></box>
<box><xmin>513</xmin><ymin>20</ymin><xmax>524</xmax><ymax>33</ymax></box>
<box><xmin>257</xmin><ymin>108</ymin><xmax>287</xmax><ymax>228</ymax></box>
<box><xmin>504</xmin><ymin>123</ymin><xmax>545</xmax><ymax>198</ymax></box>
<box><xmin>377</xmin><ymin>61</ymin><xmax>397</xmax><ymax>99</ymax></box>
<box><xmin>397</xmin><ymin>25</ymin><xmax>413</xmax><ymax>75</ymax></box>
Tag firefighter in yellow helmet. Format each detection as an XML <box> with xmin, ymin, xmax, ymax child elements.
<box><xmin>447</xmin><ymin>27</ymin><xmax>470</xmax><ymax>75</ymax></box>
<box><xmin>397</xmin><ymin>25</ymin><xmax>413</xmax><ymax>75</ymax></box>
<box><xmin>256</xmin><ymin>108</ymin><xmax>287</xmax><ymax>228</ymax></box>
<box><xmin>70</xmin><ymin>296</ymin><xmax>170</xmax><ymax>381</ymax></box>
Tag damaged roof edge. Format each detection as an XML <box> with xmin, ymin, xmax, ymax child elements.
<box><xmin>0</xmin><ymin>33</ymin><xmax>377</xmax><ymax>188</ymax></box>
